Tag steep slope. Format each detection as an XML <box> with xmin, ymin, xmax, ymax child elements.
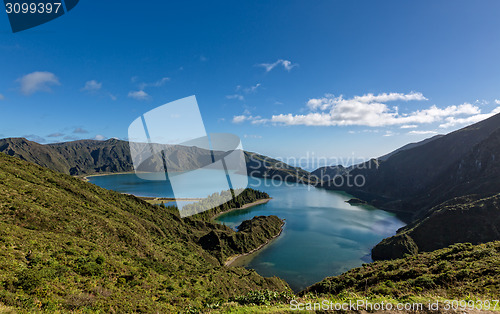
<box><xmin>0</xmin><ymin>138</ymin><xmax>314</xmax><ymax>183</ymax></box>
<box><xmin>412</xmin><ymin>126</ymin><xmax>500</xmax><ymax>215</ymax></box>
<box><xmin>372</xmin><ymin>193</ymin><xmax>500</xmax><ymax>260</ymax></box>
<box><xmin>0</xmin><ymin>137</ymin><xmax>71</xmax><ymax>173</ymax></box>
<box><xmin>378</xmin><ymin>134</ymin><xmax>444</xmax><ymax>161</ymax></box>
<box><xmin>322</xmin><ymin>112</ymin><xmax>500</xmax><ymax>217</ymax></box>
<box><xmin>244</xmin><ymin>151</ymin><xmax>316</xmax><ymax>184</ymax></box>
<box><xmin>47</xmin><ymin>138</ymin><xmax>135</xmax><ymax>174</ymax></box>
<box><xmin>0</xmin><ymin>152</ymin><xmax>289</xmax><ymax>312</ymax></box>
<box><xmin>311</xmin><ymin>165</ymin><xmax>348</xmax><ymax>182</ymax></box>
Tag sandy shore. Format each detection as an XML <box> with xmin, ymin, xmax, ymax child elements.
<box><xmin>78</xmin><ymin>171</ymin><xmax>141</xmax><ymax>182</ymax></box>
<box><xmin>138</xmin><ymin>196</ymin><xmax>203</xmax><ymax>205</ymax></box>
<box><xmin>224</xmin><ymin>220</ymin><xmax>285</xmax><ymax>267</ymax></box>
<box><xmin>211</xmin><ymin>198</ymin><xmax>271</xmax><ymax>220</ymax></box>
<box><xmin>81</xmin><ymin>170</ymin><xmax>191</xmax><ymax>181</ymax></box>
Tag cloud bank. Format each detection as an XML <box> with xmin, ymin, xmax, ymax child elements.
<box><xmin>236</xmin><ymin>92</ymin><xmax>500</xmax><ymax>128</ymax></box>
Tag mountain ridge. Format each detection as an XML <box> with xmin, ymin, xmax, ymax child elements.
<box><xmin>0</xmin><ymin>137</ymin><xmax>315</xmax><ymax>184</ymax></box>
<box><xmin>321</xmin><ymin>112</ymin><xmax>500</xmax><ymax>218</ymax></box>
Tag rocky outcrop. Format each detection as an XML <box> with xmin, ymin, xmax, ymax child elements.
<box><xmin>197</xmin><ymin>215</ymin><xmax>284</xmax><ymax>262</ymax></box>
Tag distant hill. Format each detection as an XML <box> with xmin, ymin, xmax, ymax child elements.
<box><xmin>0</xmin><ymin>138</ymin><xmax>134</xmax><ymax>175</ymax></box>
<box><xmin>0</xmin><ymin>137</ymin><xmax>315</xmax><ymax>184</ymax></box>
<box><xmin>0</xmin><ymin>151</ymin><xmax>289</xmax><ymax>312</ymax></box>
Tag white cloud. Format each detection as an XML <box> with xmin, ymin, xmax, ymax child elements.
<box><xmin>281</xmin><ymin>60</ymin><xmax>296</xmax><ymax>71</ymax></box>
<box><xmin>307</xmin><ymin>92</ymin><xmax>428</xmax><ymax>111</ymax></box>
<box><xmin>246</xmin><ymin>83</ymin><xmax>261</xmax><ymax>93</ymax></box>
<box><xmin>265</xmin><ymin>92</ymin><xmax>490</xmax><ymax>127</ymax></box>
<box><xmin>18</xmin><ymin>71</ymin><xmax>60</xmax><ymax>95</ymax></box>
<box><xmin>94</xmin><ymin>134</ymin><xmax>106</xmax><ymax>140</ymax></box>
<box><xmin>475</xmin><ymin>99</ymin><xmax>489</xmax><ymax>105</ymax></box>
<box><xmin>258</xmin><ymin>59</ymin><xmax>298</xmax><ymax>72</ymax></box>
<box><xmin>232</xmin><ymin>115</ymin><xmax>248</xmax><ymax>123</ymax></box>
<box><xmin>401</xmin><ymin>125</ymin><xmax>418</xmax><ymax>129</ymax></box>
<box><xmin>439</xmin><ymin>106</ymin><xmax>500</xmax><ymax>128</ymax></box>
<box><xmin>226</xmin><ymin>94</ymin><xmax>244</xmax><ymax>101</ymax></box>
<box><xmin>128</xmin><ymin>90</ymin><xmax>150</xmax><ymax>100</ymax></box>
<box><xmin>81</xmin><ymin>80</ymin><xmax>102</xmax><ymax>92</ymax></box>
<box><xmin>230</xmin><ymin>83</ymin><xmax>261</xmax><ymax>98</ymax></box>
<box><xmin>0</xmin><ymin>94</ymin><xmax>4</xmax><ymax>100</ymax></box>
<box><xmin>232</xmin><ymin>114</ymin><xmax>262</xmax><ymax>124</ymax></box>
<box><xmin>409</xmin><ymin>130</ymin><xmax>438</xmax><ymax>135</ymax></box>
<box><xmin>495</xmin><ymin>99</ymin><xmax>500</xmax><ymax>105</ymax></box>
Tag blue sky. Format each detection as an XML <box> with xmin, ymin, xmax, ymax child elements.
<box><xmin>1</xmin><ymin>0</ymin><xmax>500</xmax><ymax>166</ymax></box>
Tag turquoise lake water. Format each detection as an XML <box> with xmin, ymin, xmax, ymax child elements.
<box><xmin>88</xmin><ymin>172</ymin><xmax>405</xmax><ymax>291</ymax></box>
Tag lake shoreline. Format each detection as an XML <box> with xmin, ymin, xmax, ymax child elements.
<box><xmin>224</xmin><ymin>220</ymin><xmax>285</xmax><ymax>267</ymax></box>
<box><xmin>80</xmin><ymin>171</ymin><xmax>148</xmax><ymax>182</ymax></box>
<box><xmin>86</xmin><ymin>172</ymin><xmax>406</xmax><ymax>291</ymax></box>
<box><xmin>211</xmin><ymin>198</ymin><xmax>272</xmax><ymax>221</ymax></box>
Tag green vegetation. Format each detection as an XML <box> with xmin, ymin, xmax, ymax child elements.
<box><xmin>305</xmin><ymin>241</ymin><xmax>500</xmax><ymax>300</ymax></box>
<box><xmin>183</xmin><ymin>188</ymin><xmax>270</xmax><ymax>220</ymax></box>
<box><xmin>0</xmin><ymin>152</ymin><xmax>290</xmax><ymax>312</ymax></box>
<box><xmin>205</xmin><ymin>241</ymin><xmax>500</xmax><ymax>313</ymax></box>
<box><xmin>183</xmin><ymin>241</ymin><xmax>500</xmax><ymax>313</ymax></box>
<box><xmin>372</xmin><ymin>193</ymin><xmax>500</xmax><ymax>260</ymax></box>
<box><xmin>2</xmin><ymin>138</ymin><xmax>500</xmax><ymax>312</ymax></box>
<box><xmin>181</xmin><ymin>215</ymin><xmax>284</xmax><ymax>264</ymax></box>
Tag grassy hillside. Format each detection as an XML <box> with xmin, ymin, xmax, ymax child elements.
<box><xmin>192</xmin><ymin>241</ymin><xmax>500</xmax><ymax>313</ymax></box>
<box><xmin>302</xmin><ymin>241</ymin><xmax>500</xmax><ymax>308</ymax></box>
<box><xmin>0</xmin><ymin>152</ymin><xmax>290</xmax><ymax>312</ymax></box>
